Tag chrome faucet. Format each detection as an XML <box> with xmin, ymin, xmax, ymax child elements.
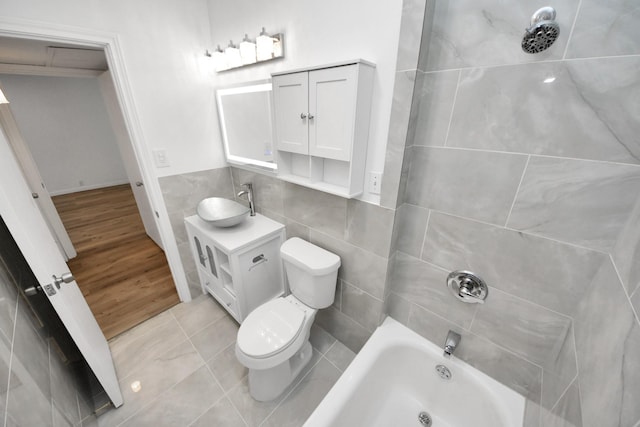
<box><xmin>443</xmin><ymin>330</ymin><xmax>461</xmax><ymax>358</ymax></box>
<box><xmin>237</xmin><ymin>183</ymin><xmax>255</xmax><ymax>216</ymax></box>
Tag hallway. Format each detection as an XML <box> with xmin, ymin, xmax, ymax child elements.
<box><xmin>53</xmin><ymin>184</ymin><xmax>179</xmax><ymax>339</ymax></box>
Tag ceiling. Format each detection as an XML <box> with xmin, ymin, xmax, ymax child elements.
<box><xmin>0</xmin><ymin>36</ymin><xmax>108</xmax><ymax>73</ymax></box>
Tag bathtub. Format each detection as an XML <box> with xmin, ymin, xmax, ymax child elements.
<box><xmin>305</xmin><ymin>317</ymin><xmax>524</xmax><ymax>427</ymax></box>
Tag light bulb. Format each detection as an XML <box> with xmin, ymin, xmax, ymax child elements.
<box><xmin>256</xmin><ymin>27</ymin><xmax>274</xmax><ymax>61</ymax></box>
<box><xmin>211</xmin><ymin>45</ymin><xmax>228</xmax><ymax>72</ymax></box>
<box><xmin>225</xmin><ymin>40</ymin><xmax>242</xmax><ymax>68</ymax></box>
<box><xmin>273</xmin><ymin>35</ymin><xmax>283</xmax><ymax>58</ymax></box>
<box><xmin>239</xmin><ymin>34</ymin><xmax>257</xmax><ymax>65</ymax></box>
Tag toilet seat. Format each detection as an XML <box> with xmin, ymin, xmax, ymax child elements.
<box><xmin>237</xmin><ymin>298</ymin><xmax>305</xmax><ymax>359</ymax></box>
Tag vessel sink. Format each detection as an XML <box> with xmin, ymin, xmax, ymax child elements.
<box><xmin>196</xmin><ymin>197</ymin><xmax>250</xmax><ymax>227</ymax></box>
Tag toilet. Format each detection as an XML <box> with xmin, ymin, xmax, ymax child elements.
<box><xmin>235</xmin><ymin>237</ymin><xmax>341</xmax><ymax>401</ymax></box>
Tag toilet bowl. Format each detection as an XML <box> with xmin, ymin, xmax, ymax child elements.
<box><xmin>235</xmin><ymin>237</ymin><xmax>340</xmax><ymax>401</ymax></box>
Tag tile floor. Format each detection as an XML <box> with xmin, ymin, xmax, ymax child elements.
<box><xmin>84</xmin><ymin>294</ymin><xmax>355</xmax><ymax>427</ymax></box>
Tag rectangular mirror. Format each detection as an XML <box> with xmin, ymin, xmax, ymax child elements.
<box><xmin>216</xmin><ymin>82</ymin><xmax>276</xmax><ymax>170</ymax></box>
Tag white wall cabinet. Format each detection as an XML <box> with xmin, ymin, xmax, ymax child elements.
<box><xmin>272</xmin><ymin>60</ymin><xmax>375</xmax><ymax>198</ymax></box>
<box><xmin>185</xmin><ymin>214</ymin><xmax>285</xmax><ymax>323</ymax></box>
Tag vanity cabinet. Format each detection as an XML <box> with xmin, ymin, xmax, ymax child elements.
<box><xmin>185</xmin><ymin>214</ymin><xmax>285</xmax><ymax>323</ymax></box>
<box><xmin>272</xmin><ymin>59</ymin><xmax>375</xmax><ymax>198</ymax></box>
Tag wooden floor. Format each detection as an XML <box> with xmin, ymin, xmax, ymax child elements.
<box><xmin>53</xmin><ymin>184</ymin><xmax>179</xmax><ymax>339</ymax></box>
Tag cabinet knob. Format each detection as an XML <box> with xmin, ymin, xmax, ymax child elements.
<box><xmin>308</xmin><ymin>114</ymin><xmax>314</xmax><ymax>120</ymax></box>
<box><xmin>300</xmin><ymin>112</ymin><xmax>307</xmax><ymax>119</ymax></box>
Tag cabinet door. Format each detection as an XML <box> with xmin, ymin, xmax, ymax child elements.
<box><xmin>308</xmin><ymin>65</ymin><xmax>358</xmax><ymax>161</ymax></box>
<box><xmin>237</xmin><ymin>236</ymin><xmax>284</xmax><ymax>317</ymax></box>
<box><xmin>273</xmin><ymin>72</ymin><xmax>309</xmax><ymax>155</ymax></box>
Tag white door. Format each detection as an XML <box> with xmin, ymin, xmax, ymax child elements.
<box><xmin>0</xmin><ymin>124</ymin><xmax>123</xmax><ymax>407</ymax></box>
<box><xmin>308</xmin><ymin>65</ymin><xmax>357</xmax><ymax>162</ymax></box>
<box><xmin>0</xmin><ymin>101</ymin><xmax>77</xmax><ymax>260</ymax></box>
<box><xmin>97</xmin><ymin>71</ymin><xmax>163</xmax><ymax>249</ymax></box>
<box><xmin>272</xmin><ymin>71</ymin><xmax>309</xmax><ymax>155</ymax></box>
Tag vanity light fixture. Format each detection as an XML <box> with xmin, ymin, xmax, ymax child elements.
<box><xmin>208</xmin><ymin>27</ymin><xmax>284</xmax><ymax>72</ymax></box>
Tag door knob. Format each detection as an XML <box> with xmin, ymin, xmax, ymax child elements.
<box><xmin>53</xmin><ymin>272</ymin><xmax>75</xmax><ymax>289</ymax></box>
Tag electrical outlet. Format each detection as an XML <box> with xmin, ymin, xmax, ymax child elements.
<box><xmin>153</xmin><ymin>149</ymin><xmax>170</xmax><ymax>168</ymax></box>
<box><xmin>369</xmin><ymin>172</ymin><xmax>381</xmax><ymax>195</ymax></box>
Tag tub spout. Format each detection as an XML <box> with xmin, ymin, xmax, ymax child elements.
<box><xmin>443</xmin><ymin>330</ymin><xmax>461</xmax><ymax>358</ymax></box>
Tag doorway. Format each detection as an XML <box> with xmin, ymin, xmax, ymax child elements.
<box><xmin>0</xmin><ymin>37</ymin><xmax>179</xmax><ymax>338</ymax></box>
<box><xmin>52</xmin><ymin>185</ymin><xmax>179</xmax><ymax>338</ymax></box>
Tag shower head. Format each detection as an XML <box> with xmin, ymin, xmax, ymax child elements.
<box><xmin>521</xmin><ymin>6</ymin><xmax>559</xmax><ymax>54</ymax></box>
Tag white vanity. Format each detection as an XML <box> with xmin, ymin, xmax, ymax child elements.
<box><xmin>185</xmin><ymin>214</ymin><xmax>286</xmax><ymax>323</ymax></box>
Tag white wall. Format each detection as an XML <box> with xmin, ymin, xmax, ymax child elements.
<box><xmin>0</xmin><ymin>0</ymin><xmax>402</xmax><ymax>203</ymax></box>
<box><xmin>0</xmin><ymin>75</ymin><xmax>128</xmax><ymax>195</ymax></box>
<box><xmin>207</xmin><ymin>0</ymin><xmax>403</xmax><ymax>203</ymax></box>
<box><xmin>0</xmin><ymin>0</ymin><xmax>226</xmax><ymax>177</ymax></box>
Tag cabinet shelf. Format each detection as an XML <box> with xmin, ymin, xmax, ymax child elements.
<box><xmin>277</xmin><ymin>173</ymin><xmax>362</xmax><ymax>198</ymax></box>
<box><xmin>220</xmin><ymin>263</ymin><xmax>232</xmax><ymax>276</ymax></box>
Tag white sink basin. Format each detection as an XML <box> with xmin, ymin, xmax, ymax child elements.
<box><xmin>196</xmin><ymin>197</ymin><xmax>250</xmax><ymax>227</ymax></box>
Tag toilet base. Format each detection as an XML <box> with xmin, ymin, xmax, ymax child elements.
<box><xmin>248</xmin><ymin>341</ymin><xmax>313</xmax><ymax>402</ymax></box>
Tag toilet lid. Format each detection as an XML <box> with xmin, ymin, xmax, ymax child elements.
<box><xmin>237</xmin><ymin>298</ymin><xmax>305</xmax><ymax>358</ymax></box>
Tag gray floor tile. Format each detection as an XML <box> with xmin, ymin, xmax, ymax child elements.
<box><xmin>190</xmin><ymin>397</ymin><xmax>246</xmax><ymax>427</ymax></box>
<box><xmin>109</xmin><ymin>316</ymin><xmax>188</xmax><ymax>381</ymax></box>
<box><xmin>190</xmin><ymin>315</ymin><xmax>239</xmax><ymax>361</ymax></box>
<box><xmin>120</xmin><ymin>366</ymin><xmax>224</xmax><ymax>427</ymax></box>
<box><xmin>324</xmin><ymin>341</ymin><xmax>356</xmax><ymax>372</ymax></box>
<box><xmin>207</xmin><ymin>342</ymin><xmax>247</xmax><ymax>392</ymax></box>
<box><xmin>309</xmin><ymin>324</ymin><xmax>336</xmax><ymax>355</ymax></box>
<box><xmin>97</xmin><ymin>340</ymin><xmax>204</xmax><ymax>427</ymax></box>
<box><xmin>171</xmin><ymin>294</ymin><xmax>228</xmax><ymax>337</ymax></box>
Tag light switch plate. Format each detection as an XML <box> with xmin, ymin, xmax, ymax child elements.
<box><xmin>153</xmin><ymin>149</ymin><xmax>170</xmax><ymax>168</ymax></box>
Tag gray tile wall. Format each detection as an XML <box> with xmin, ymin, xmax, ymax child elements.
<box><xmin>0</xmin><ymin>234</ymin><xmax>93</xmax><ymax>426</ymax></box>
<box><xmin>229</xmin><ymin>168</ymin><xmax>393</xmax><ymax>352</ymax></box>
<box><xmin>158</xmin><ymin>167</ymin><xmax>395</xmax><ymax>353</ymax></box>
<box><xmin>384</xmin><ymin>1</ymin><xmax>640</xmax><ymax>426</ymax></box>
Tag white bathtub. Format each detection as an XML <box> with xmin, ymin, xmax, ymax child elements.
<box><xmin>305</xmin><ymin>317</ymin><xmax>524</xmax><ymax>427</ymax></box>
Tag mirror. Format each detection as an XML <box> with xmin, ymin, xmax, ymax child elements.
<box><xmin>216</xmin><ymin>82</ymin><xmax>276</xmax><ymax>170</ymax></box>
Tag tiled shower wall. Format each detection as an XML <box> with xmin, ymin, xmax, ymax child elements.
<box><xmin>0</xmin><ymin>220</ymin><xmax>97</xmax><ymax>426</ymax></box>
<box><xmin>385</xmin><ymin>0</ymin><xmax>640</xmax><ymax>426</ymax></box>
<box><xmin>159</xmin><ymin>168</ymin><xmax>395</xmax><ymax>352</ymax></box>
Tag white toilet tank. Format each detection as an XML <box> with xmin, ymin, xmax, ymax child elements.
<box><xmin>280</xmin><ymin>238</ymin><xmax>341</xmax><ymax>309</ymax></box>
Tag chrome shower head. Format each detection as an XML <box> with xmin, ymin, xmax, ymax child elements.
<box><xmin>521</xmin><ymin>6</ymin><xmax>559</xmax><ymax>54</ymax></box>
